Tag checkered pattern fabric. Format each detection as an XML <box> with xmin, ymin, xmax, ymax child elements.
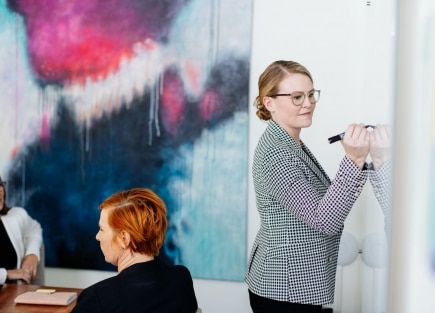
<box><xmin>368</xmin><ymin>161</ymin><xmax>392</xmax><ymax>235</ymax></box>
<box><xmin>245</xmin><ymin>120</ymin><xmax>368</xmax><ymax>305</ymax></box>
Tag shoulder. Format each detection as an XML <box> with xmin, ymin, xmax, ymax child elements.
<box><xmin>255</xmin><ymin>133</ymin><xmax>299</xmax><ymax>168</ymax></box>
<box><xmin>157</xmin><ymin>261</ymin><xmax>194</xmax><ymax>284</ymax></box>
<box><xmin>8</xmin><ymin>206</ymin><xmax>26</xmax><ymax>214</ymax></box>
<box><xmin>171</xmin><ymin>264</ymin><xmax>193</xmax><ymax>278</ymax></box>
<box><xmin>3</xmin><ymin>207</ymin><xmax>29</xmax><ymax>219</ymax></box>
<box><xmin>78</xmin><ymin>275</ymin><xmax>117</xmax><ymax>299</ymax></box>
<box><xmin>257</xmin><ymin>125</ymin><xmax>299</xmax><ymax>157</ymax></box>
<box><xmin>155</xmin><ymin>259</ymin><xmax>192</xmax><ymax>276</ymax></box>
<box><xmin>257</xmin><ymin>127</ymin><xmax>282</xmax><ymax>150</ymax></box>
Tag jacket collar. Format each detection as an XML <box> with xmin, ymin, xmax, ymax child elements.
<box><xmin>267</xmin><ymin>120</ymin><xmax>331</xmax><ymax>186</ymax></box>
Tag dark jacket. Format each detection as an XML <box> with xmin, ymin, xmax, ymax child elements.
<box><xmin>71</xmin><ymin>258</ymin><xmax>198</xmax><ymax>313</ymax></box>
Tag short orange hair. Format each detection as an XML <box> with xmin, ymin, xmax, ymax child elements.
<box><xmin>99</xmin><ymin>188</ymin><xmax>168</xmax><ymax>256</ymax></box>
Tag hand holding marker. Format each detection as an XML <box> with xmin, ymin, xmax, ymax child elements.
<box><xmin>328</xmin><ymin>125</ymin><xmax>375</xmax><ymax>144</ymax></box>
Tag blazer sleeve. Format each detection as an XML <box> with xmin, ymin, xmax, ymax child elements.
<box><xmin>16</xmin><ymin>207</ymin><xmax>43</xmax><ymax>260</ymax></box>
<box><xmin>0</xmin><ymin>207</ymin><xmax>42</xmax><ymax>283</ymax></box>
<box><xmin>173</xmin><ymin>265</ymin><xmax>198</xmax><ymax>313</ymax></box>
<box><xmin>368</xmin><ymin>160</ymin><xmax>393</xmax><ymax>234</ymax></box>
<box><xmin>263</xmin><ymin>152</ymin><xmax>367</xmax><ymax>235</ymax></box>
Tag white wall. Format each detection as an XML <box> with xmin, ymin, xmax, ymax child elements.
<box><xmin>46</xmin><ymin>1</ymin><xmax>396</xmax><ymax>312</ymax></box>
<box><xmin>388</xmin><ymin>0</ymin><xmax>435</xmax><ymax>312</ymax></box>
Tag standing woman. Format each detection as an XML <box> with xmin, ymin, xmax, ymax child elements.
<box><xmin>0</xmin><ymin>177</ymin><xmax>43</xmax><ymax>285</ymax></box>
<box><xmin>245</xmin><ymin>60</ymin><xmax>370</xmax><ymax>312</ymax></box>
<box><xmin>71</xmin><ymin>188</ymin><xmax>198</xmax><ymax>313</ymax></box>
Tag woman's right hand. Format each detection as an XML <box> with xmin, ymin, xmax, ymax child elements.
<box><xmin>341</xmin><ymin>123</ymin><xmax>370</xmax><ymax>169</ymax></box>
<box><xmin>7</xmin><ymin>268</ymin><xmax>32</xmax><ymax>284</ymax></box>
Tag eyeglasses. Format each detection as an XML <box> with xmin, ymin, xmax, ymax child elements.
<box><xmin>269</xmin><ymin>90</ymin><xmax>321</xmax><ymax>106</ymax></box>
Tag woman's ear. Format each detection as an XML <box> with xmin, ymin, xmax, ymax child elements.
<box><xmin>263</xmin><ymin>96</ymin><xmax>274</xmax><ymax>112</ymax></box>
<box><xmin>117</xmin><ymin>231</ymin><xmax>131</xmax><ymax>249</ymax></box>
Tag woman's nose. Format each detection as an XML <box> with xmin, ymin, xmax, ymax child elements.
<box><xmin>302</xmin><ymin>96</ymin><xmax>312</xmax><ymax>107</ymax></box>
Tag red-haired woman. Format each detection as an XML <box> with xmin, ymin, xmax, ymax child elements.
<box><xmin>71</xmin><ymin>188</ymin><xmax>198</xmax><ymax>313</ymax></box>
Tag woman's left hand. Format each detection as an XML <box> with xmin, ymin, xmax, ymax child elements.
<box><xmin>21</xmin><ymin>254</ymin><xmax>39</xmax><ymax>280</ymax></box>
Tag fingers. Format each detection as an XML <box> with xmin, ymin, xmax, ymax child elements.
<box><xmin>22</xmin><ymin>269</ymin><xmax>32</xmax><ymax>284</ymax></box>
<box><xmin>341</xmin><ymin>123</ymin><xmax>370</xmax><ymax>169</ymax></box>
<box><xmin>7</xmin><ymin>269</ymin><xmax>32</xmax><ymax>284</ymax></box>
<box><xmin>21</xmin><ymin>254</ymin><xmax>38</xmax><ymax>278</ymax></box>
<box><xmin>343</xmin><ymin>123</ymin><xmax>391</xmax><ymax>145</ymax></box>
<box><xmin>344</xmin><ymin>123</ymin><xmax>369</xmax><ymax>141</ymax></box>
<box><xmin>341</xmin><ymin>123</ymin><xmax>391</xmax><ymax>170</ymax></box>
<box><xmin>22</xmin><ymin>266</ymin><xmax>37</xmax><ymax>279</ymax></box>
<box><xmin>369</xmin><ymin>124</ymin><xmax>391</xmax><ymax>147</ymax></box>
<box><xmin>369</xmin><ymin>124</ymin><xmax>392</xmax><ymax>169</ymax></box>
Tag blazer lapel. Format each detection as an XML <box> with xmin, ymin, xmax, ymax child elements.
<box><xmin>267</xmin><ymin>121</ymin><xmax>331</xmax><ymax>187</ymax></box>
<box><xmin>299</xmin><ymin>142</ymin><xmax>331</xmax><ymax>187</ymax></box>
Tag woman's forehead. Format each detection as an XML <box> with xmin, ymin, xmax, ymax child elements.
<box><xmin>278</xmin><ymin>73</ymin><xmax>313</xmax><ymax>91</ymax></box>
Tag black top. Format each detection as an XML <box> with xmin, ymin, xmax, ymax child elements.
<box><xmin>71</xmin><ymin>258</ymin><xmax>198</xmax><ymax>313</ymax></box>
<box><xmin>0</xmin><ymin>219</ymin><xmax>17</xmax><ymax>283</ymax></box>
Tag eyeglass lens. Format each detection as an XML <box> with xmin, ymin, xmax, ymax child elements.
<box><xmin>292</xmin><ymin>90</ymin><xmax>320</xmax><ymax>105</ymax></box>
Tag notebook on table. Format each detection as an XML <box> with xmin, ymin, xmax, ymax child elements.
<box><xmin>14</xmin><ymin>291</ymin><xmax>77</xmax><ymax>306</ymax></box>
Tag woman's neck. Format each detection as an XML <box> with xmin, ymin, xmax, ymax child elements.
<box><xmin>117</xmin><ymin>251</ymin><xmax>154</xmax><ymax>273</ymax></box>
<box><xmin>271</xmin><ymin>119</ymin><xmax>302</xmax><ymax>145</ymax></box>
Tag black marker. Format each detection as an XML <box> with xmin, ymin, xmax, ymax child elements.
<box><xmin>328</xmin><ymin>125</ymin><xmax>375</xmax><ymax>144</ymax></box>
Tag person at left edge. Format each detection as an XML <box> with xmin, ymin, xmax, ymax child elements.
<box><xmin>0</xmin><ymin>177</ymin><xmax>43</xmax><ymax>285</ymax></box>
<box><xmin>71</xmin><ymin>187</ymin><xmax>198</xmax><ymax>313</ymax></box>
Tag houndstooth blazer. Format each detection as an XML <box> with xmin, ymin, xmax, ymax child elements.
<box><xmin>245</xmin><ymin>120</ymin><xmax>368</xmax><ymax>305</ymax></box>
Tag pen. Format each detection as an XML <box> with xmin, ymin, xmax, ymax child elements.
<box><xmin>328</xmin><ymin>125</ymin><xmax>375</xmax><ymax>144</ymax></box>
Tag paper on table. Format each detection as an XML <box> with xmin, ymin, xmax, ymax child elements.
<box><xmin>14</xmin><ymin>291</ymin><xmax>77</xmax><ymax>306</ymax></box>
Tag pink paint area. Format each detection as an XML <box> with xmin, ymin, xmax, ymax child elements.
<box><xmin>9</xmin><ymin>0</ymin><xmax>188</xmax><ymax>84</ymax></box>
<box><xmin>184</xmin><ymin>61</ymin><xmax>202</xmax><ymax>95</ymax></box>
<box><xmin>160</xmin><ymin>69</ymin><xmax>186</xmax><ymax>137</ymax></box>
<box><xmin>40</xmin><ymin>111</ymin><xmax>51</xmax><ymax>149</ymax></box>
<box><xmin>199</xmin><ymin>89</ymin><xmax>222</xmax><ymax>122</ymax></box>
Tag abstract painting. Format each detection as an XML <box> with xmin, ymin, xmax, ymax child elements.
<box><xmin>0</xmin><ymin>0</ymin><xmax>251</xmax><ymax>281</ymax></box>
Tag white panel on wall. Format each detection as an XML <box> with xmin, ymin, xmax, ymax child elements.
<box><xmin>389</xmin><ymin>0</ymin><xmax>435</xmax><ymax>312</ymax></box>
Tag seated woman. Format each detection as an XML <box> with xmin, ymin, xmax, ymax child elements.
<box><xmin>71</xmin><ymin>188</ymin><xmax>198</xmax><ymax>313</ymax></box>
<box><xmin>0</xmin><ymin>177</ymin><xmax>43</xmax><ymax>285</ymax></box>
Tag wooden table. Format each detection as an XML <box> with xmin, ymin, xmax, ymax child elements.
<box><xmin>0</xmin><ymin>284</ymin><xmax>82</xmax><ymax>313</ymax></box>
